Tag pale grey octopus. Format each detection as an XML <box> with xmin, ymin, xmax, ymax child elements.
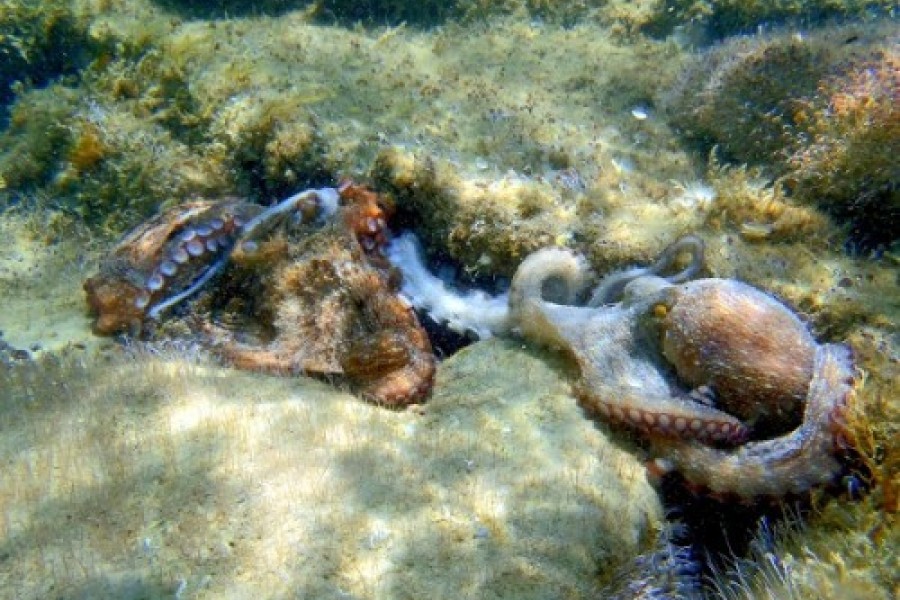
<box><xmin>507</xmin><ymin>236</ymin><xmax>857</xmax><ymax>498</ymax></box>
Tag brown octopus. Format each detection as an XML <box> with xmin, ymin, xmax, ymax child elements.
<box><xmin>508</xmin><ymin>237</ymin><xmax>857</xmax><ymax>498</ymax></box>
<box><xmin>84</xmin><ymin>182</ymin><xmax>435</xmax><ymax>406</ymax></box>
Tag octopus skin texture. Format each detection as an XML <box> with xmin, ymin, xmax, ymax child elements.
<box><xmin>507</xmin><ymin>240</ymin><xmax>857</xmax><ymax>498</ymax></box>
<box><xmin>209</xmin><ymin>198</ymin><xmax>435</xmax><ymax>407</ymax></box>
<box><xmin>84</xmin><ymin>183</ymin><xmax>435</xmax><ymax>407</ymax></box>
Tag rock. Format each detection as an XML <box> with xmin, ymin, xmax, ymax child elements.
<box><xmin>0</xmin><ymin>339</ymin><xmax>661</xmax><ymax>599</ymax></box>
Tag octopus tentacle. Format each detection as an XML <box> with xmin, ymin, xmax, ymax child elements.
<box><xmin>339</xmin><ymin>266</ymin><xmax>435</xmax><ymax>406</ymax></box>
<box><xmin>652</xmin><ymin>344</ymin><xmax>856</xmax><ymax>498</ymax></box>
<box><xmin>85</xmin><ymin>199</ymin><xmax>260</xmax><ymax>335</ymax></box>
<box><xmin>238</xmin><ymin>187</ymin><xmax>338</xmax><ymax>242</ymax></box>
<box><xmin>85</xmin><ymin>189</ymin><xmax>342</xmax><ymax>335</ymax></box>
<box><xmin>146</xmin><ymin>255</ymin><xmax>230</xmax><ymax>320</ymax></box>
<box><xmin>509</xmin><ymin>250</ymin><xmax>750</xmax><ymax>445</ymax></box>
<box><xmin>508</xmin><ymin>247</ymin><xmax>592</xmax><ymax>350</ymax></box>
<box><xmin>578</xmin><ymin>384</ymin><xmax>751</xmax><ymax>445</ymax></box>
<box><xmin>588</xmin><ymin>235</ymin><xmax>705</xmax><ymax>307</ymax></box>
<box><xmin>216</xmin><ymin>343</ymin><xmax>308</xmax><ymax>376</ymax></box>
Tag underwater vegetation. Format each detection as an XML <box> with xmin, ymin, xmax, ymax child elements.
<box><xmin>0</xmin><ymin>0</ymin><xmax>897</xmax><ymax>598</ymax></box>
<box><xmin>661</xmin><ymin>21</ymin><xmax>898</xmax><ymax>249</ymax></box>
<box><xmin>706</xmin><ymin>497</ymin><xmax>898</xmax><ymax>600</ymax></box>
<box><xmin>786</xmin><ymin>46</ymin><xmax>899</xmax><ymax>248</ymax></box>
<box><xmin>662</xmin><ymin>29</ymin><xmax>833</xmax><ymax>165</ymax></box>
<box><xmin>602</xmin><ymin>519</ymin><xmax>704</xmax><ymax>599</ymax></box>
<box><xmin>154</xmin><ymin>0</ymin><xmax>895</xmax><ymax>30</ymax></box>
<box><xmin>0</xmin><ymin>0</ymin><xmax>102</xmax><ymax>116</ymax></box>
<box><xmin>640</xmin><ymin>0</ymin><xmax>897</xmax><ymax>38</ymax></box>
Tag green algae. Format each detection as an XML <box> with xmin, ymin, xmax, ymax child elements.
<box><xmin>0</xmin><ymin>0</ymin><xmax>101</xmax><ymax>109</ymax></box>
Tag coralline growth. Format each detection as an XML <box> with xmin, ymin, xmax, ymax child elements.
<box><xmin>661</xmin><ymin>21</ymin><xmax>899</xmax><ymax>248</ymax></box>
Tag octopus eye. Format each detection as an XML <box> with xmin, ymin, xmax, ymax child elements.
<box><xmin>653</xmin><ymin>303</ymin><xmax>668</xmax><ymax>318</ymax></box>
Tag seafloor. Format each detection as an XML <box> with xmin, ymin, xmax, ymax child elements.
<box><xmin>0</xmin><ymin>1</ymin><xmax>897</xmax><ymax>599</ymax></box>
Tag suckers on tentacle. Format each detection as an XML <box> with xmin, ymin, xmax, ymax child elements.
<box><xmin>84</xmin><ymin>189</ymin><xmax>339</xmax><ymax>336</ymax></box>
<box><xmin>651</xmin><ymin>344</ymin><xmax>857</xmax><ymax>498</ymax></box>
<box><xmin>84</xmin><ymin>199</ymin><xmax>262</xmax><ymax>335</ymax></box>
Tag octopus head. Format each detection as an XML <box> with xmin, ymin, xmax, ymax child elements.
<box><xmin>653</xmin><ymin>278</ymin><xmax>817</xmax><ymax>437</ymax></box>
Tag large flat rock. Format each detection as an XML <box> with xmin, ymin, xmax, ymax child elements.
<box><xmin>0</xmin><ymin>339</ymin><xmax>661</xmax><ymax>599</ymax></box>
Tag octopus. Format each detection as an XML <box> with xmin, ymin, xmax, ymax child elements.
<box><xmin>507</xmin><ymin>236</ymin><xmax>858</xmax><ymax>498</ymax></box>
<box><xmin>83</xmin><ymin>197</ymin><xmax>262</xmax><ymax>336</ymax></box>
<box><xmin>84</xmin><ymin>182</ymin><xmax>435</xmax><ymax>407</ymax></box>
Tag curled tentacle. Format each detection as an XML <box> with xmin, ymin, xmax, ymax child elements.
<box><xmin>508</xmin><ymin>247</ymin><xmax>592</xmax><ymax>349</ymax></box>
<box><xmin>652</xmin><ymin>344</ymin><xmax>857</xmax><ymax>498</ymax></box>
<box><xmin>588</xmin><ymin>235</ymin><xmax>705</xmax><ymax>307</ymax></box>
<box><xmin>508</xmin><ymin>247</ymin><xmax>590</xmax><ymax>311</ymax></box>
<box><xmin>237</xmin><ymin>187</ymin><xmax>339</xmax><ymax>243</ymax></box>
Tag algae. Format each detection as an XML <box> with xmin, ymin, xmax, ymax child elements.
<box><xmin>0</xmin><ymin>1</ymin><xmax>897</xmax><ymax>598</ymax></box>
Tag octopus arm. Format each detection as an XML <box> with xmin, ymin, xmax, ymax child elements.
<box><xmin>574</xmin><ymin>304</ymin><xmax>750</xmax><ymax>445</ymax></box>
<box><xmin>508</xmin><ymin>247</ymin><xmax>594</xmax><ymax>349</ymax></box>
<box><xmin>215</xmin><ymin>343</ymin><xmax>321</xmax><ymax>376</ymax></box>
<box><xmin>656</xmin><ymin>344</ymin><xmax>855</xmax><ymax>498</ymax></box>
